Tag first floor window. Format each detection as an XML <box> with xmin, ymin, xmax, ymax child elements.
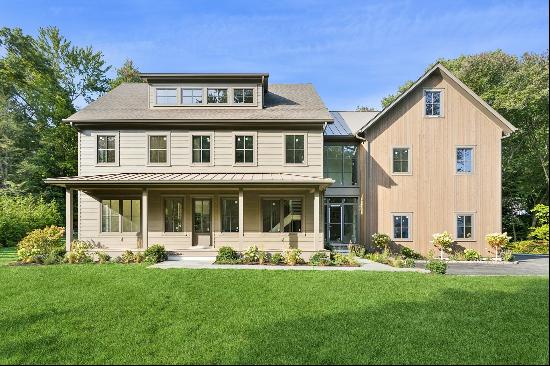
<box><xmin>262</xmin><ymin>198</ymin><xmax>302</xmax><ymax>233</ymax></box>
<box><xmin>392</xmin><ymin>147</ymin><xmax>410</xmax><ymax>174</ymax></box>
<box><xmin>456</xmin><ymin>147</ymin><xmax>473</xmax><ymax>173</ymax></box>
<box><xmin>192</xmin><ymin>135</ymin><xmax>211</xmax><ymax>163</ymax></box>
<box><xmin>457</xmin><ymin>214</ymin><xmax>473</xmax><ymax>239</ymax></box>
<box><xmin>283</xmin><ymin>199</ymin><xmax>302</xmax><ymax>232</ymax></box>
<box><xmin>221</xmin><ymin>198</ymin><xmax>239</xmax><ymax>232</ymax></box>
<box><xmin>285</xmin><ymin>134</ymin><xmax>305</xmax><ymax>164</ymax></box>
<box><xmin>122</xmin><ymin>200</ymin><xmax>141</xmax><ymax>232</ymax></box>
<box><xmin>425</xmin><ymin>90</ymin><xmax>441</xmax><ymax>116</ymax></box>
<box><xmin>234</xmin><ymin>88</ymin><xmax>254</xmax><ymax>103</ymax></box>
<box><xmin>392</xmin><ymin>214</ymin><xmax>411</xmax><ymax>240</ymax></box>
<box><xmin>97</xmin><ymin>135</ymin><xmax>116</xmax><ymax>164</ymax></box>
<box><xmin>156</xmin><ymin>88</ymin><xmax>177</xmax><ymax>104</ymax></box>
<box><xmin>207</xmin><ymin>88</ymin><xmax>228</xmax><ymax>103</ymax></box>
<box><xmin>149</xmin><ymin>135</ymin><xmax>168</xmax><ymax>164</ymax></box>
<box><xmin>235</xmin><ymin>135</ymin><xmax>254</xmax><ymax>163</ymax></box>
<box><xmin>164</xmin><ymin>198</ymin><xmax>183</xmax><ymax>232</ymax></box>
<box><xmin>101</xmin><ymin>199</ymin><xmax>119</xmax><ymax>232</ymax></box>
<box><xmin>101</xmin><ymin>199</ymin><xmax>141</xmax><ymax>233</ymax></box>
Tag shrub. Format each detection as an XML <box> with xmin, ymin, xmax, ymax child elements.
<box><xmin>501</xmin><ymin>250</ymin><xmax>514</xmax><ymax>262</ymax></box>
<box><xmin>120</xmin><ymin>250</ymin><xmax>136</xmax><ymax>264</ymax></box>
<box><xmin>270</xmin><ymin>252</ymin><xmax>284</xmax><ymax>265</ymax></box>
<box><xmin>504</xmin><ymin>240</ymin><xmax>549</xmax><ymax>254</ymax></box>
<box><xmin>65</xmin><ymin>240</ymin><xmax>94</xmax><ymax>264</ymax></box>
<box><xmin>283</xmin><ymin>248</ymin><xmax>303</xmax><ymax>266</ymax></box>
<box><xmin>426</xmin><ymin>259</ymin><xmax>447</xmax><ymax>274</ymax></box>
<box><xmin>258</xmin><ymin>251</ymin><xmax>269</xmax><ymax>265</ymax></box>
<box><xmin>486</xmin><ymin>232</ymin><xmax>511</xmax><ymax>259</ymax></box>
<box><xmin>432</xmin><ymin>231</ymin><xmax>454</xmax><ymax>258</ymax></box>
<box><xmin>404</xmin><ymin>258</ymin><xmax>416</xmax><ymax>268</ymax></box>
<box><xmin>372</xmin><ymin>233</ymin><xmax>391</xmax><ymax>252</ymax></box>
<box><xmin>401</xmin><ymin>247</ymin><xmax>422</xmax><ymax>259</ymax></box>
<box><xmin>365</xmin><ymin>251</ymin><xmax>391</xmax><ymax>265</ymax></box>
<box><xmin>17</xmin><ymin>226</ymin><xmax>65</xmax><ymax>264</ymax></box>
<box><xmin>309</xmin><ymin>251</ymin><xmax>331</xmax><ymax>266</ymax></box>
<box><xmin>144</xmin><ymin>244</ymin><xmax>168</xmax><ymax>263</ymax></box>
<box><xmin>332</xmin><ymin>253</ymin><xmax>359</xmax><ymax>266</ymax></box>
<box><xmin>216</xmin><ymin>246</ymin><xmax>240</xmax><ymax>263</ymax></box>
<box><xmin>349</xmin><ymin>244</ymin><xmax>366</xmax><ymax>258</ymax></box>
<box><xmin>242</xmin><ymin>245</ymin><xmax>259</xmax><ymax>263</ymax></box>
<box><xmin>464</xmin><ymin>249</ymin><xmax>481</xmax><ymax>261</ymax></box>
<box><xmin>528</xmin><ymin>204</ymin><xmax>549</xmax><ymax>242</ymax></box>
<box><xmin>97</xmin><ymin>251</ymin><xmax>111</xmax><ymax>264</ymax></box>
<box><xmin>44</xmin><ymin>247</ymin><xmax>66</xmax><ymax>265</ymax></box>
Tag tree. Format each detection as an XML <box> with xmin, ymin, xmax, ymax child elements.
<box><xmin>109</xmin><ymin>59</ymin><xmax>142</xmax><ymax>90</ymax></box>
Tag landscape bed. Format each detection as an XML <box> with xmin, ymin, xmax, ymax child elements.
<box><xmin>0</xmin><ymin>247</ymin><xmax>548</xmax><ymax>365</ymax></box>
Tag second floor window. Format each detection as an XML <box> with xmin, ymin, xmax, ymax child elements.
<box><xmin>425</xmin><ymin>90</ymin><xmax>441</xmax><ymax>117</ymax></box>
<box><xmin>234</xmin><ymin>88</ymin><xmax>254</xmax><ymax>103</ymax></box>
<box><xmin>235</xmin><ymin>135</ymin><xmax>254</xmax><ymax>164</ymax></box>
<box><xmin>324</xmin><ymin>144</ymin><xmax>357</xmax><ymax>186</ymax></box>
<box><xmin>207</xmin><ymin>88</ymin><xmax>228</xmax><ymax>103</ymax></box>
<box><xmin>192</xmin><ymin>135</ymin><xmax>211</xmax><ymax>163</ymax></box>
<box><xmin>456</xmin><ymin>147</ymin><xmax>473</xmax><ymax>173</ymax></box>
<box><xmin>182</xmin><ymin>88</ymin><xmax>203</xmax><ymax>104</ymax></box>
<box><xmin>285</xmin><ymin>134</ymin><xmax>305</xmax><ymax>164</ymax></box>
<box><xmin>149</xmin><ymin>135</ymin><xmax>168</xmax><ymax>164</ymax></box>
<box><xmin>156</xmin><ymin>88</ymin><xmax>177</xmax><ymax>104</ymax></box>
<box><xmin>392</xmin><ymin>147</ymin><xmax>410</xmax><ymax>174</ymax></box>
<box><xmin>97</xmin><ymin>135</ymin><xmax>116</xmax><ymax>164</ymax></box>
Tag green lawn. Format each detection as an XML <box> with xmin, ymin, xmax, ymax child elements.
<box><xmin>0</xmin><ymin>249</ymin><xmax>548</xmax><ymax>365</ymax></box>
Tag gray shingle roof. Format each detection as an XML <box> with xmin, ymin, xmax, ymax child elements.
<box><xmin>65</xmin><ymin>83</ymin><xmax>332</xmax><ymax>122</ymax></box>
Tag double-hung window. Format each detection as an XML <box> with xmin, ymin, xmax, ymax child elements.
<box><xmin>101</xmin><ymin>199</ymin><xmax>141</xmax><ymax>233</ymax></box>
<box><xmin>235</xmin><ymin>135</ymin><xmax>254</xmax><ymax>164</ymax></box>
<box><xmin>221</xmin><ymin>198</ymin><xmax>239</xmax><ymax>233</ymax></box>
<box><xmin>392</xmin><ymin>213</ymin><xmax>412</xmax><ymax>240</ymax></box>
<box><xmin>233</xmin><ymin>88</ymin><xmax>254</xmax><ymax>104</ymax></box>
<box><xmin>97</xmin><ymin>135</ymin><xmax>116</xmax><ymax>164</ymax></box>
<box><xmin>456</xmin><ymin>214</ymin><xmax>474</xmax><ymax>239</ymax></box>
<box><xmin>182</xmin><ymin>88</ymin><xmax>203</xmax><ymax>104</ymax></box>
<box><xmin>207</xmin><ymin>88</ymin><xmax>228</xmax><ymax>104</ymax></box>
<box><xmin>156</xmin><ymin>88</ymin><xmax>177</xmax><ymax>104</ymax></box>
<box><xmin>392</xmin><ymin>147</ymin><xmax>410</xmax><ymax>174</ymax></box>
<box><xmin>456</xmin><ymin>147</ymin><xmax>474</xmax><ymax>174</ymax></box>
<box><xmin>148</xmin><ymin>135</ymin><xmax>168</xmax><ymax>164</ymax></box>
<box><xmin>425</xmin><ymin>90</ymin><xmax>442</xmax><ymax>117</ymax></box>
<box><xmin>262</xmin><ymin>198</ymin><xmax>302</xmax><ymax>233</ymax></box>
<box><xmin>285</xmin><ymin>134</ymin><xmax>306</xmax><ymax>164</ymax></box>
<box><xmin>192</xmin><ymin>135</ymin><xmax>211</xmax><ymax>163</ymax></box>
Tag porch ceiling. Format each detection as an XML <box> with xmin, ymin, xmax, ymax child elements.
<box><xmin>44</xmin><ymin>172</ymin><xmax>334</xmax><ymax>188</ymax></box>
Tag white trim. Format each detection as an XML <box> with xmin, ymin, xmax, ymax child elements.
<box><xmin>232</xmin><ymin>131</ymin><xmax>258</xmax><ymax>166</ymax></box>
<box><xmin>282</xmin><ymin>132</ymin><xmax>309</xmax><ymax>166</ymax></box>
<box><xmin>423</xmin><ymin>88</ymin><xmax>444</xmax><ymax>118</ymax></box>
<box><xmin>455</xmin><ymin>145</ymin><xmax>475</xmax><ymax>175</ymax></box>
<box><xmin>455</xmin><ymin>212</ymin><xmax>476</xmax><ymax>241</ymax></box>
<box><xmin>189</xmin><ymin>132</ymin><xmax>215</xmax><ymax>166</ymax></box>
<box><xmin>146</xmin><ymin>131</ymin><xmax>171</xmax><ymax>166</ymax></box>
<box><xmin>94</xmin><ymin>131</ymin><xmax>120</xmax><ymax>167</ymax></box>
<box><xmin>390</xmin><ymin>146</ymin><xmax>412</xmax><ymax>175</ymax></box>
<box><xmin>391</xmin><ymin>212</ymin><xmax>413</xmax><ymax>241</ymax></box>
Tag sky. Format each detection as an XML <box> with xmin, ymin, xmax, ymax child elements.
<box><xmin>1</xmin><ymin>0</ymin><xmax>548</xmax><ymax>110</ymax></box>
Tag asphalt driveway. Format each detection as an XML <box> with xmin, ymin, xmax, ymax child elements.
<box><xmin>443</xmin><ymin>254</ymin><xmax>549</xmax><ymax>276</ymax></box>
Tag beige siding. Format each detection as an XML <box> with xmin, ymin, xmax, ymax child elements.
<box><xmin>365</xmin><ymin>72</ymin><xmax>503</xmax><ymax>256</ymax></box>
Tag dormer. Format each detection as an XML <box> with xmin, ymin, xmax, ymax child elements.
<box><xmin>140</xmin><ymin>73</ymin><xmax>269</xmax><ymax>109</ymax></box>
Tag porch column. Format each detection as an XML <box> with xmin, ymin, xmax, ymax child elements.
<box><xmin>313</xmin><ymin>188</ymin><xmax>320</xmax><ymax>251</ymax></box>
<box><xmin>142</xmin><ymin>188</ymin><xmax>148</xmax><ymax>249</ymax></box>
<box><xmin>65</xmin><ymin>188</ymin><xmax>73</xmax><ymax>251</ymax></box>
<box><xmin>238</xmin><ymin>188</ymin><xmax>244</xmax><ymax>250</ymax></box>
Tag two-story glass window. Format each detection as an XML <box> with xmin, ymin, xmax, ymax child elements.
<box><xmin>324</xmin><ymin>145</ymin><xmax>357</xmax><ymax>186</ymax></box>
<box><xmin>457</xmin><ymin>214</ymin><xmax>473</xmax><ymax>239</ymax></box>
<box><xmin>285</xmin><ymin>134</ymin><xmax>305</xmax><ymax>164</ymax></box>
<box><xmin>235</xmin><ymin>135</ymin><xmax>254</xmax><ymax>164</ymax></box>
<box><xmin>221</xmin><ymin>198</ymin><xmax>239</xmax><ymax>232</ymax></box>
<box><xmin>392</xmin><ymin>213</ymin><xmax>411</xmax><ymax>240</ymax></box>
<box><xmin>164</xmin><ymin>197</ymin><xmax>183</xmax><ymax>232</ymax></box>
<box><xmin>156</xmin><ymin>88</ymin><xmax>177</xmax><ymax>104</ymax></box>
<box><xmin>97</xmin><ymin>135</ymin><xmax>116</xmax><ymax>164</ymax></box>
<box><xmin>207</xmin><ymin>88</ymin><xmax>228</xmax><ymax>103</ymax></box>
<box><xmin>192</xmin><ymin>136</ymin><xmax>211</xmax><ymax>163</ymax></box>
<box><xmin>182</xmin><ymin>88</ymin><xmax>203</xmax><ymax>104</ymax></box>
<box><xmin>233</xmin><ymin>88</ymin><xmax>254</xmax><ymax>104</ymax></box>
<box><xmin>262</xmin><ymin>198</ymin><xmax>302</xmax><ymax>233</ymax></box>
<box><xmin>149</xmin><ymin>135</ymin><xmax>168</xmax><ymax>164</ymax></box>
<box><xmin>425</xmin><ymin>90</ymin><xmax>442</xmax><ymax>117</ymax></box>
<box><xmin>392</xmin><ymin>147</ymin><xmax>410</xmax><ymax>174</ymax></box>
<box><xmin>101</xmin><ymin>199</ymin><xmax>140</xmax><ymax>233</ymax></box>
<box><xmin>456</xmin><ymin>147</ymin><xmax>474</xmax><ymax>173</ymax></box>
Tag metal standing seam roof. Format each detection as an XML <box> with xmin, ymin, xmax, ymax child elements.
<box><xmin>45</xmin><ymin>172</ymin><xmax>334</xmax><ymax>187</ymax></box>
<box><xmin>325</xmin><ymin>111</ymin><xmax>379</xmax><ymax>136</ymax></box>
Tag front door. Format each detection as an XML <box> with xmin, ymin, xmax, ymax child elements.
<box><xmin>192</xmin><ymin>199</ymin><xmax>211</xmax><ymax>247</ymax></box>
<box><xmin>328</xmin><ymin>204</ymin><xmax>343</xmax><ymax>243</ymax></box>
<box><xmin>326</xmin><ymin>200</ymin><xmax>358</xmax><ymax>244</ymax></box>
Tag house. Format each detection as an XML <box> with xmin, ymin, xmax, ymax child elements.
<box><xmin>46</xmin><ymin>64</ymin><xmax>516</xmax><ymax>257</ymax></box>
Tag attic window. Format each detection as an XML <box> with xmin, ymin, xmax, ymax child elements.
<box><xmin>156</xmin><ymin>88</ymin><xmax>177</xmax><ymax>104</ymax></box>
<box><xmin>424</xmin><ymin>90</ymin><xmax>442</xmax><ymax>117</ymax></box>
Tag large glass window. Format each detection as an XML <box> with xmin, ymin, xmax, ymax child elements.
<box><xmin>221</xmin><ymin>198</ymin><xmax>239</xmax><ymax>233</ymax></box>
<box><xmin>392</xmin><ymin>148</ymin><xmax>410</xmax><ymax>174</ymax></box>
<box><xmin>207</xmin><ymin>88</ymin><xmax>228</xmax><ymax>103</ymax></box>
<box><xmin>425</xmin><ymin>90</ymin><xmax>441</xmax><ymax>117</ymax></box>
<box><xmin>97</xmin><ymin>135</ymin><xmax>116</xmax><ymax>164</ymax></box>
<box><xmin>392</xmin><ymin>214</ymin><xmax>411</xmax><ymax>240</ymax></box>
<box><xmin>101</xmin><ymin>199</ymin><xmax>119</xmax><ymax>232</ymax></box>
<box><xmin>182</xmin><ymin>88</ymin><xmax>203</xmax><ymax>104</ymax></box>
<box><xmin>192</xmin><ymin>136</ymin><xmax>211</xmax><ymax>163</ymax></box>
<box><xmin>156</xmin><ymin>88</ymin><xmax>177</xmax><ymax>104</ymax></box>
<box><xmin>235</xmin><ymin>135</ymin><xmax>254</xmax><ymax>164</ymax></box>
<box><xmin>324</xmin><ymin>144</ymin><xmax>357</xmax><ymax>186</ymax></box>
<box><xmin>164</xmin><ymin>198</ymin><xmax>183</xmax><ymax>232</ymax></box>
<box><xmin>283</xmin><ymin>199</ymin><xmax>302</xmax><ymax>233</ymax></box>
<box><xmin>149</xmin><ymin>135</ymin><xmax>168</xmax><ymax>164</ymax></box>
<box><xmin>456</xmin><ymin>147</ymin><xmax>473</xmax><ymax>173</ymax></box>
<box><xmin>285</xmin><ymin>134</ymin><xmax>305</xmax><ymax>164</ymax></box>
<box><xmin>234</xmin><ymin>88</ymin><xmax>254</xmax><ymax>104</ymax></box>
<box><xmin>457</xmin><ymin>214</ymin><xmax>473</xmax><ymax>239</ymax></box>
<box><xmin>262</xmin><ymin>199</ymin><xmax>281</xmax><ymax>232</ymax></box>
<box><xmin>101</xmin><ymin>199</ymin><xmax>141</xmax><ymax>233</ymax></box>
<box><xmin>262</xmin><ymin>199</ymin><xmax>302</xmax><ymax>233</ymax></box>
<box><xmin>324</xmin><ymin>197</ymin><xmax>358</xmax><ymax>243</ymax></box>
<box><xmin>122</xmin><ymin>200</ymin><xmax>141</xmax><ymax>232</ymax></box>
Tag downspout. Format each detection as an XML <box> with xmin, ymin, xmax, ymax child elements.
<box><xmin>354</xmin><ymin>131</ymin><xmax>368</xmax><ymax>246</ymax></box>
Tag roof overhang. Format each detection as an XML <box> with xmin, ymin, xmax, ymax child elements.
<box><xmin>64</xmin><ymin>118</ymin><xmax>332</xmax><ymax>128</ymax></box>
<box><xmin>139</xmin><ymin>73</ymin><xmax>270</xmax><ymax>93</ymax></box>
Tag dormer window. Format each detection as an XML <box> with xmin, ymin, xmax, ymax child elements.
<box><xmin>156</xmin><ymin>88</ymin><xmax>177</xmax><ymax>104</ymax></box>
<box><xmin>207</xmin><ymin>88</ymin><xmax>228</xmax><ymax>104</ymax></box>
<box><xmin>234</xmin><ymin>88</ymin><xmax>254</xmax><ymax>104</ymax></box>
<box><xmin>182</xmin><ymin>88</ymin><xmax>203</xmax><ymax>104</ymax></box>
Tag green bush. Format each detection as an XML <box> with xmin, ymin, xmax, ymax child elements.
<box><xmin>349</xmin><ymin>245</ymin><xmax>366</xmax><ymax>258</ymax></box>
<box><xmin>283</xmin><ymin>248</ymin><xmax>303</xmax><ymax>266</ymax></box>
<box><xmin>0</xmin><ymin>194</ymin><xmax>61</xmax><ymax>247</ymax></box>
<box><xmin>426</xmin><ymin>259</ymin><xmax>447</xmax><ymax>274</ymax></box>
<box><xmin>464</xmin><ymin>249</ymin><xmax>481</xmax><ymax>261</ymax></box>
<box><xmin>504</xmin><ymin>240</ymin><xmax>549</xmax><ymax>254</ymax></box>
<box><xmin>404</xmin><ymin>258</ymin><xmax>415</xmax><ymax>268</ymax></box>
<box><xmin>401</xmin><ymin>247</ymin><xmax>422</xmax><ymax>259</ymax></box>
<box><xmin>270</xmin><ymin>252</ymin><xmax>284</xmax><ymax>265</ymax></box>
<box><xmin>43</xmin><ymin>247</ymin><xmax>66</xmax><ymax>265</ymax></box>
<box><xmin>97</xmin><ymin>251</ymin><xmax>111</xmax><ymax>264</ymax></box>
<box><xmin>216</xmin><ymin>246</ymin><xmax>240</xmax><ymax>263</ymax></box>
<box><xmin>309</xmin><ymin>251</ymin><xmax>331</xmax><ymax>266</ymax></box>
<box><xmin>17</xmin><ymin>226</ymin><xmax>65</xmax><ymax>264</ymax></box>
<box><xmin>332</xmin><ymin>253</ymin><xmax>359</xmax><ymax>266</ymax></box>
<box><xmin>258</xmin><ymin>251</ymin><xmax>269</xmax><ymax>265</ymax></box>
<box><xmin>501</xmin><ymin>250</ymin><xmax>514</xmax><ymax>262</ymax></box>
<box><xmin>372</xmin><ymin>233</ymin><xmax>391</xmax><ymax>252</ymax></box>
<box><xmin>144</xmin><ymin>244</ymin><xmax>168</xmax><ymax>263</ymax></box>
<box><xmin>528</xmin><ymin>204</ymin><xmax>549</xmax><ymax>242</ymax></box>
<box><xmin>65</xmin><ymin>240</ymin><xmax>94</xmax><ymax>264</ymax></box>
<box><xmin>242</xmin><ymin>245</ymin><xmax>259</xmax><ymax>263</ymax></box>
<box><xmin>120</xmin><ymin>250</ymin><xmax>136</xmax><ymax>264</ymax></box>
<box><xmin>365</xmin><ymin>251</ymin><xmax>391</xmax><ymax>265</ymax></box>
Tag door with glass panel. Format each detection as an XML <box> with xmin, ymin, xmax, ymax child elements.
<box><xmin>325</xmin><ymin>198</ymin><xmax>358</xmax><ymax>244</ymax></box>
<box><xmin>192</xmin><ymin>199</ymin><xmax>211</xmax><ymax>246</ymax></box>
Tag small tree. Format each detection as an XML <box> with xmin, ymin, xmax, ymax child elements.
<box><xmin>432</xmin><ymin>231</ymin><xmax>453</xmax><ymax>260</ymax></box>
<box><xmin>372</xmin><ymin>233</ymin><xmax>391</xmax><ymax>253</ymax></box>
<box><xmin>486</xmin><ymin>232</ymin><xmax>511</xmax><ymax>260</ymax></box>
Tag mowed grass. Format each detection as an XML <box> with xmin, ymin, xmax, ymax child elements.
<box><xmin>0</xmin><ymin>252</ymin><xmax>548</xmax><ymax>365</ymax></box>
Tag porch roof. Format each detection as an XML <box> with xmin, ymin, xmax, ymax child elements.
<box><xmin>45</xmin><ymin>172</ymin><xmax>334</xmax><ymax>188</ymax></box>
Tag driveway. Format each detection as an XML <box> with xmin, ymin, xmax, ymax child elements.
<box><xmin>443</xmin><ymin>255</ymin><xmax>549</xmax><ymax>276</ymax></box>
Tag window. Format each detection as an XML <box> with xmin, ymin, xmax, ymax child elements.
<box><xmin>101</xmin><ymin>199</ymin><xmax>119</xmax><ymax>232</ymax></box>
<box><xmin>457</xmin><ymin>214</ymin><xmax>473</xmax><ymax>239</ymax></box>
<box><xmin>207</xmin><ymin>88</ymin><xmax>228</xmax><ymax>103</ymax></box>
<box><xmin>164</xmin><ymin>198</ymin><xmax>183</xmax><ymax>232</ymax></box>
<box><xmin>392</xmin><ymin>213</ymin><xmax>411</xmax><ymax>240</ymax></box>
<box><xmin>182</xmin><ymin>88</ymin><xmax>203</xmax><ymax>104</ymax></box>
<box><xmin>234</xmin><ymin>88</ymin><xmax>254</xmax><ymax>104</ymax></box>
<box><xmin>148</xmin><ymin>135</ymin><xmax>168</xmax><ymax>164</ymax></box>
<box><xmin>425</xmin><ymin>90</ymin><xmax>442</xmax><ymax>117</ymax></box>
<box><xmin>456</xmin><ymin>147</ymin><xmax>474</xmax><ymax>173</ymax></box>
<box><xmin>324</xmin><ymin>197</ymin><xmax>358</xmax><ymax>244</ymax></box>
<box><xmin>262</xmin><ymin>198</ymin><xmax>302</xmax><ymax>233</ymax></box>
<box><xmin>97</xmin><ymin>135</ymin><xmax>116</xmax><ymax>164</ymax></box>
<box><xmin>285</xmin><ymin>134</ymin><xmax>305</xmax><ymax>164</ymax></box>
<box><xmin>156</xmin><ymin>88</ymin><xmax>177</xmax><ymax>104</ymax></box>
<box><xmin>221</xmin><ymin>198</ymin><xmax>239</xmax><ymax>233</ymax></box>
<box><xmin>235</xmin><ymin>135</ymin><xmax>254</xmax><ymax>164</ymax></box>
<box><xmin>122</xmin><ymin>200</ymin><xmax>141</xmax><ymax>232</ymax></box>
<box><xmin>323</xmin><ymin>144</ymin><xmax>357</xmax><ymax>186</ymax></box>
<box><xmin>101</xmin><ymin>199</ymin><xmax>141</xmax><ymax>233</ymax></box>
<box><xmin>392</xmin><ymin>147</ymin><xmax>410</xmax><ymax>174</ymax></box>
<box><xmin>192</xmin><ymin>135</ymin><xmax>211</xmax><ymax>163</ymax></box>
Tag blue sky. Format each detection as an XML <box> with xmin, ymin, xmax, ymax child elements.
<box><xmin>1</xmin><ymin>0</ymin><xmax>548</xmax><ymax>110</ymax></box>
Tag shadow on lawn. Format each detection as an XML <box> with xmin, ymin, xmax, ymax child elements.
<box><xmin>233</xmin><ymin>283</ymin><xmax>548</xmax><ymax>365</ymax></box>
